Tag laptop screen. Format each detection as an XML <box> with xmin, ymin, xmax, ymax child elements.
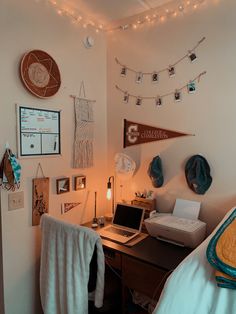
<box><xmin>113</xmin><ymin>203</ymin><xmax>144</xmax><ymax>230</ymax></box>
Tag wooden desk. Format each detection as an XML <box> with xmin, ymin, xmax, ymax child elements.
<box><xmin>84</xmin><ymin>222</ymin><xmax>192</xmax><ymax>313</ymax></box>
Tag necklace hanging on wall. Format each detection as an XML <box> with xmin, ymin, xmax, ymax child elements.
<box><xmin>116</xmin><ymin>37</ymin><xmax>205</xmax><ymax>84</ymax></box>
<box><xmin>116</xmin><ymin>71</ymin><xmax>206</xmax><ymax>107</ymax></box>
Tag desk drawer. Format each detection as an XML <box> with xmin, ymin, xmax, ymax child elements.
<box><xmin>123</xmin><ymin>255</ymin><xmax>168</xmax><ymax>300</ymax></box>
<box><xmin>104</xmin><ymin>247</ymin><xmax>122</xmax><ymax>270</ymax></box>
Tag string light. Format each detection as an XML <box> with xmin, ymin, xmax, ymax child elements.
<box><xmin>42</xmin><ymin>0</ymin><xmax>213</xmax><ymax>33</ymax></box>
<box><xmin>109</xmin><ymin>0</ymin><xmax>209</xmax><ymax>32</ymax></box>
<box><xmin>46</xmin><ymin>0</ymin><xmax>106</xmax><ymax>33</ymax></box>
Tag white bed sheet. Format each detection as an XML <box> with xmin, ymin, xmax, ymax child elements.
<box><xmin>153</xmin><ymin>207</ymin><xmax>236</xmax><ymax>314</ymax></box>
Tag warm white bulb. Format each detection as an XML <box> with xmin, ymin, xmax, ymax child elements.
<box><xmin>106</xmin><ymin>188</ymin><xmax>112</xmax><ymax>200</ymax></box>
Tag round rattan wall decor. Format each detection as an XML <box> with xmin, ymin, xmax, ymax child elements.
<box><xmin>20</xmin><ymin>50</ymin><xmax>61</xmax><ymax>98</ymax></box>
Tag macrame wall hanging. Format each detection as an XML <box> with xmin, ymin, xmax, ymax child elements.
<box><xmin>71</xmin><ymin>81</ymin><xmax>95</xmax><ymax>168</ymax></box>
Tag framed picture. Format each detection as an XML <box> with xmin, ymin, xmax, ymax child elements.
<box><xmin>56</xmin><ymin>177</ymin><xmax>70</xmax><ymax>194</ymax></box>
<box><xmin>74</xmin><ymin>175</ymin><xmax>86</xmax><ymax>191</ymax></box>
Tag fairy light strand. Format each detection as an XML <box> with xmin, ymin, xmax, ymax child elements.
<box><xmin>46</xmin><ymin>0</ymin><xmax>104</xmax><ymax>32</ymax></box>
<box><xmin>109</xmin><ymin>0</ymin><xmax>208</xmax><ymax>32</ymax></box>
<box><xmin>40</xmin><ymin>0</ymin><xmax>210</xmax><ymax>34</ymax></box>
<box><xmin>115</xmin><ymin>71</ymin><xmax>207</xmax><ymax>100</ymax></box>
<box><xmin>115</xmin><ymin>37</ymin><xmax>205</xmax><ymax>75</ymax></box>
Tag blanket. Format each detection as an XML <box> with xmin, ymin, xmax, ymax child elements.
<box><xmin>153</xmin><ymin>207</ymin><xmax>236</xmax><ymax>314</ymax></box>
<box><xmin>40</xmin><ymin>214</ymin><xmax>105</xmax><ymax>314</ymax></box>
<box><xmin>207</xmin><ymin>208</ymin><xmax>236</xmax><ymax>289</ymax></box>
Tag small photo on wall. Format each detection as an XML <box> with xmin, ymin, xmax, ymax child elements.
<box><xmin>174</xmin><ymin>90</ymin><xmax>181</xmax><ymax>102</ymax></box>
<box><xmin>168</xmin><ymin>66</ymin><xmax>175</xmax><ymax>77</ymax></box>
<box><xmin>74</xmin><ymin>175</ymin><xmax>86</xmax><ymax>191</ymax></box>
<box><xmin>56</xmin><ymin>177</ymin><xmax>70</xmax><ymax>194</ymax></box>
<box><xmin>151</xmin><ymin>72</ymin><xmax>159</xmax><ymax>83</ymax></box>
<box><xmin>187</xmin><ymin>81</ymin><xmax>196</xmax><ymax>94</ymax></box>
<box><xmin>155</xmin><ymin>96</ymin><xmax>162</xmax><ymax>106</ymax></box>
<box><xmin>136</xmin><ymin>97</ymin><xmax>142</xmax><ymax>106</ymax></box>
<box><xmin>120</xmin><ymin>66</ymin><xmax>127</xmax><ymax>77</ymax></box>
<box><xmin>188</xmin><ymin>51</ymin><xmax>197</xmax><ymax>62</ymax></box>
<box><xmin>135</xmin><ymin>72</ymin><xmax>143</xmax><ymax>84</ymax></box>
<box><xmin>123</xmin><ymin>92</ymin><xmax>129</xmax><ymax>103</ymax></box>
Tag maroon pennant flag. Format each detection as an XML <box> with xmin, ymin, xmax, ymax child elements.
<box><xmin>124</xmin><ymin>119</ymin><xmax>194</xmax><ymax>148</ymax></box>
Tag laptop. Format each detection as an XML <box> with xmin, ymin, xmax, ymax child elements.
<box><xmin>98</xmin><ymin>203</ymin><xmax>145</xmax><ymax>244</ymax></box>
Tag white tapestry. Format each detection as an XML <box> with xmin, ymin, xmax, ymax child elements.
<box><xmin>73</xmin><ymin>97</ymin><xmax>94</xmax><ymax>168</ymax></box>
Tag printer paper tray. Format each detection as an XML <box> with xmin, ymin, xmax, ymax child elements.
<box><xmin>156</xmin><ymin>235</ymin><xmax>185</xmax><ymax>247</ymax></box>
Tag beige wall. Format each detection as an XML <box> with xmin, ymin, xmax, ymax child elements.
<box><xmin>107</xmin><ymin>0</ymin><xmax>236</xmax><ymax>234</ymax></box>
<box><xmin>0</xmin><ymin>0</ymin><xmax>107</xmax><ymax>313</ymax></box>
<box><xmin>1</xmin><ymin>0</ymin><xmax>236</xmax><ymax>313</ymax></box>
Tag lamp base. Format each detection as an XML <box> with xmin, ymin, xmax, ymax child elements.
<box><xmin>104</xmin><ymin>212</ymin><xmax>113</xmax><ymax>222</ymax></box>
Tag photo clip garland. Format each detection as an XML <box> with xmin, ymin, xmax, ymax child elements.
<box><xmin>116</xmin><ymin>37</ymin><xmax>206</xmax><ymax>83</ymax></box>
<box><xmin>116</xmin><ymin>71</ymin><xmax>207</xmax><ymax>107</ymax></box>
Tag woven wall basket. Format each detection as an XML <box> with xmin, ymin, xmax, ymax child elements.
<box><xmin>20</xmin><ymin>50</ymin><xmax>61</xmax><ymax>98</ymax></box>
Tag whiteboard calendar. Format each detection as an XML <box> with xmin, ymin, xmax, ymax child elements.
<box><xmin>16</xmin><ymin>105</ymin><xmax>61</xmax><ymax>157</ymax></box>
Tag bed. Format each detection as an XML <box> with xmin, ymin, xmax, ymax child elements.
<box><xmin>153</xmin><ymin>207</ymin><xmax>236</xmax><ymax>314</ymax></box>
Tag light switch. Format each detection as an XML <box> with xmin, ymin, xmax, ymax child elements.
<box><xmin>8</xmin><ymin>191</ymin><xmax>24</xmax><ymax>210</ymax></box>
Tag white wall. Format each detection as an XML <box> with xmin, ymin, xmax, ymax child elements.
<box><xmin>107</xmin><ymin>0</ymin><xmax>236</xmax><ymax>234</ymax></box>
<box><xmin>0</xmin><ymin>0</ymin><xmax>107</xmax><ymax>313</ymax></box>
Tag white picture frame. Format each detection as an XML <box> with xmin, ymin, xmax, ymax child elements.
<box><xmin>16</xmin><ymin>104</ymin><xmax>61</xmax><ymax>158</ymax></box>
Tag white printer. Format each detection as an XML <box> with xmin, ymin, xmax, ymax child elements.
<box><xmin>144</xmin><ymin>199</ymin><xmax>206</xmax><ymax>248</ymax></box>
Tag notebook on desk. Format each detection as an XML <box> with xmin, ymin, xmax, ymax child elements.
<box><xmin>98</xmin><ymin>203</ymin><xmax>145</xmax><ymax>244</ymax></box>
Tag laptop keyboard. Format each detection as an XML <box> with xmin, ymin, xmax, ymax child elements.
<box><xmin>106</xmin><ymin>226</ymin><xmax>135</xmax><ymax>237</ymax></box>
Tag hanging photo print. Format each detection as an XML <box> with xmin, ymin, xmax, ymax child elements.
<box><xmin>155</xmin><ymin>96</ymin><xmax>162</xmax><ymax>106</ymax></box>
<box><xmin>120</xmin><ymin>66</ymin><xmax>127</xmax><ymax>77</ymax></box>
<box><xmin>188</xmin><ymin>51</ymin><xmax>197</xmax><ymax>62</ymax></box>
<box><xmin>168</xmin><ymin>66</ymin><xmax>175</xmax><ymax>77</ymax></box>
<box><xmin>151</xmin><ymin>72</ymin><xmax>159</xmax><ymax>83</ymax></box>
<box><xmin>187</xmin><ymin>81</ymin><xmax>196</xmax><ymax>93</ymax></box>
<box><xmin>116</xmin><ymin>37</ymin><xmax>206</xmax><ymax>83</ymax></box>
<box><xmin>123</xmin><ymin>91</ymin><xmax>129</xmax><ymax>103</ymax></box>
<box><xmin>115</xmin><ymin>71</ymin><xmax>206</xmax><ymax>107</ymax></box>
<box><xmin>135</xmin><ymin>72</ymin><xmax>143</xmax><ymax>84</ymax></box>
<box><xmin>174</xmin><ymin>90</ymin><xmax>181</xmax><ymax>102</ymax></box>
<box><xmin>136</xmin><ymin>97</ymin><xmax>142</xmax><ymax>106</ymax></box>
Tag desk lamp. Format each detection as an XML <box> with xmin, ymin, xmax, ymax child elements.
<box><xmin>106</xmin><ymin>176</ymin><xmax>115</xmax><ymax>215</ymax></box>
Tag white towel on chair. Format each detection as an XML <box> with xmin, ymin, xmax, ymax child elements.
<box><xmin>40</xmin><ymin>214</ymin><xmax>104</xmax><ymax>314</ymax></box>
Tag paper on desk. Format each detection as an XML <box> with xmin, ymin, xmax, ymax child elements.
<box><xmin>173</xmin><ymin>198</ymin><xmax>201</xmax><ymax>220</ymax></box>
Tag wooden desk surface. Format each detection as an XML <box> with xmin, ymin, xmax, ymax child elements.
<box><xmin>84</xmin><ymin>221</ymin><xmax>192</xmax><ymax>271</ymax></box>
<box><xmin>102</xmin><ymin>236</ymin><xmax>192</xmax><ymax>271</ymax></box>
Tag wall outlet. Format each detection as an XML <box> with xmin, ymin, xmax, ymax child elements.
<box><xmin>8</xmin><ymin>191</ymin><xmax>24</xmax><ymax>210</ymax></box>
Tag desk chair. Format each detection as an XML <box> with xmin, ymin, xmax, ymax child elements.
<box><xmin>40</xmin><ymin>214</ymin><xmax>105</xmax><ymax>314</ymax></box>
